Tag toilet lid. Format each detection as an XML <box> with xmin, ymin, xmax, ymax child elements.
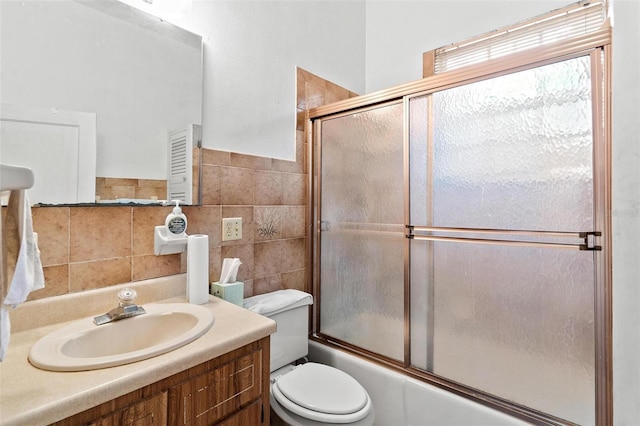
<box><xmin>274</xmin><ymin>363</ymin><xmax>368</xmax><ymax>415</ymax></box>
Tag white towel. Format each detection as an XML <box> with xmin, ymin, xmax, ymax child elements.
<box><xmin>1</xmin><ymin>191</ymin><xmax>45</xmax><ymax>361</ymax></box>
<box><xmin>243</xmin><ymin>289</ymin><xmax>312</xmax><ymax>317</ymax></box>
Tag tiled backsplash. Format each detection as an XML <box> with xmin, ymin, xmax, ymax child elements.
<box><xmin>25</xmin><ymin>67</ymin><xmax>356</xmax><ymax>302</ymax></box>
<box><xmin>95</xmin><ymin>177</ymin><xmax>167</xmax><ymax>201</ymax></box>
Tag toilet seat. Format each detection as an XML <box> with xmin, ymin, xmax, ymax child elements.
<box><xmin>271</xmin><ymin>363</ymin><xmax>372</xmax><ymax>424</ymax></box>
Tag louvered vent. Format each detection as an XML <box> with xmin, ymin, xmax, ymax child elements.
<box><xmin>171</xmin><ymin>131</ymin><xmax>188</xmax><ymax>175</ymax></box>
<box><xmin>167</xmin><ymin>124</ymin><xmax>201</xmax><ymax>204</ymax></box>
<box><xmin>434</xmin><ymin>0</ymin><xmax>608</xmax><ymax>74</ymax></box>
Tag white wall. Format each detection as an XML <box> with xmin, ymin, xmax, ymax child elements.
<box><xmin>173</xmin><ymin>0</ymin><xmax>366</xmax><ymax>161</ymax></box>
<box><xmin>364</xmin><ymin>0</ymin><xmax>568</xmax><ymax>92</ymax></box>
<box><xmin>611</xmin><ymin>1</ymin><xmax>640</xmax><ymax>424</ymax></box>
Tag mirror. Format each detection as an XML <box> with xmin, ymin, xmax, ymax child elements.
<box><xmin>0</xmin><ymin>0</ymin><xmax>202</xmax><ymax>205</ymax></box>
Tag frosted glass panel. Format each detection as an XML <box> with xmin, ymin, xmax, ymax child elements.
<box><xmin>320</xmin><ymin>230</ymin><xmax>405</xmax><ymax>360</ymax></box>
<box><xmin>319</xmin><ymin>102</ymin><xmax>404</xmax><ymax>361</ymax></box>
<box><xmin>431</xmin><ymin>56</ymin><xmax>593</xmax><ymax>231</ymax></box>
<box><xmin>431</xmin><ymin>242</ymin><xmax>595</xmax><ymax>426</ymax></box>
<box><xmin>409</xmin><ymin>55</ymin><xmax>596</xmax><ymax>425</ymax></box>
<box><xmin>320</xmin><ymin>103</ymin><xmax>405</xmax><ymax>225</ymax></box>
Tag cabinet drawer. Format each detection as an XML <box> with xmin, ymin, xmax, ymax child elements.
<box><xmin>53</xmin><ymin>391</ymin><xmax>168</xmax><ymax>426</ymax></box>
<box><xmin>170</xmin><ymin>349</ymin><xmax>263</xmax><ymax>425</ymax></box>
<box><xmin>93</xmin><ymin>391</ymin><xmax>167</xmax><ymax>426</ymax></box>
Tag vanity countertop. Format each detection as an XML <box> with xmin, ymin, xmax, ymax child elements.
<box><xmin>0</xmin><ymin>275</ymin><xmax>276</xmax><ymax>426</ymax></box>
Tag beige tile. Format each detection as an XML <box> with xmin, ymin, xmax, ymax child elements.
<box><xmin>281</xmin><ymin>268</ymin><xmax>307</xmax><ymax>293</ymax></box>
<box><xmin>132</xmin><ymin>254</ymin><xmax>181</xmax><ymax>281</ymax></box>
<box><xmin>135</xmin><ymin>184</ymin><xmax>166</xmax><ymax>200</ymax></box>
<box><xmin>137</xmin><ymin>179</ymin><xmax>166</xmax><ymax>189</ymax></box>
<box><xmin>201</xmin><ymin>164</ymin><xmax>221</xmax><ymax>206</ymax></box>
<box><xmin>69</xmin><ymin>258</ymin><xmax>132</xmax><ymax>292</ymax></box>
<box><xmin>102</xmin><ymin>178</ymin><xmax>137</xmax><ymax>187</ymax></box>
<box><xmin>253</xmin><ymin>241</ymin><xmax>282</xmax><ymax>279</ymax></box>
<box><xmin>28</xmin><ymin>265</ymin><xmax>69</xmax><ymax>300</ymax></box>
<box><xmin>281</xmin><ymin>206</ymin><xmax>306</xmax><ymax>238</ymax></box>
<box><xmin>207</xmin><ymin>246</ymin><xmax>222</xmax><ymax>283</ymax></box>
<box><xmin>132</xmin><ymin>206</ymin><xmax>172</xmax><ymax>255</ymax></box>
<box><xmin>110</xmin><ymin>186</ymin><xmax>137</xmax><ymax>200</ymax></box>
<box><xmin>283</xmin><ymin>173</ymin><xmax>306</xmax><ymax>206</ymax></box>
<box><xmin>325</xmin><ymin>90</ymin><xmax>343</xmax><ymax>105</ymax></box>
<box><xmin>221</xmin><ymin>167</ymin><xmax>254</xmax><ymax>205</ymax></box>
<box><xmin>296</xmin><ymin>109</ymin><xmax>305</xmax><ymax>132</ymax></box>
<box><xmin>96</xmin><ymin>186</ymin><xmax>115</xmax><ymax>200</ymax></box>
<box><xmin>305</xmin><ymin>81</ymin><xmax>326</xmax><ymax>110</ymax></box>
<box><xmin>296</xmin><ymin>131</ymin><xmax>307</xmax><ymax>174</ymax></box>
<box><xmin>297</xmin><ymin>67</ymin><xmax>313</xmax><ymax>85</ymax></box>
<box><xmin>254</xmin><ymin>206</ymin><xmax>282</xmax><ymax>241</ymax></box>
<box><xmin>70</xmin><ymin>207</ymin><xmax>132</xmax><ymax>262</ymax></box>
<box><xmin>296</xmin><ymin>67</ymin><xmax>307</xmax><ymax>110</ymax></box>
<box><xmin>305</xmin><ymin>70</ymin><xmax>328</xmax><ymax>90</ymax></box>
<box><xmin>326</xmin><ymin>80</ymin><xmax>351</xmax><ymax>101</ymax></box>
<box><xmin>253</xmin><ymin>274</ymin><xmax>283</xmax><ymax>295</ymax></box>
<box><xmin>32</xmin><ymin>206</ymin><xmax>69</xmax><ymax>266</ymax></box>
<box><xmin>281</xmin><ymin>238</ymin><xmax>306</xmax><ymax>272</ymax></box>
<box><xmin>202</xmin><ymin>149</ymin><xmax>230</xmax><ymax>166</ymax></box>
<box><xmin>242</xmin><ymin>279</ymin><xmax>255</xmax><ymax>298</ymax></box>
<box><xmin>230</xmin><ymin>153</ymin><xmax>272</xmax><ymax>171</ymax></box>
<box><xmin>220</xmin><ymin>243</ymin><xmax>254</xmax><ymax>282</ymax></box>
<box><xmin>183</xmin><ymin>205</ymin><xmax>221</xmax><ymax>245</ymax></box>
<box><xmin>254</xmin><ymin>171</ymin><xmax>283</xmax><ymax>205</ymax></box>
<box><xmin>193</xmin><ymin>148</ymin><xmax>201</xmax><ymax>199</ymax></box>
<box><xmin>221</xmin><ymin>206</ymin><xmax>254</xmax><ymax>246</ymax></box>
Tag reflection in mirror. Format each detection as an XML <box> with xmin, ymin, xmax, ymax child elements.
<box><xmin>0</xmin><ymin>0</ymin><xmax>202</xmax><ymax>205</ymax></box>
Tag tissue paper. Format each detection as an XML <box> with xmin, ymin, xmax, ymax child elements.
<box><xmin>219</xmin><ymin>258</ymin><xmax>242</xmax><ymax>284</ymax></box>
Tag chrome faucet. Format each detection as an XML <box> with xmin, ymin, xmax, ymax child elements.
<box><xmin>93</xmin><ymin>288</ymin><xmax>146</xmax><ymax>325</ymax></box>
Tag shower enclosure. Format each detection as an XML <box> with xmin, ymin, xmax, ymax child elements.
<box><xmin>309</xmin><ymin>47</ymin><xmax>610</xmax><ymax>425</ymax></box>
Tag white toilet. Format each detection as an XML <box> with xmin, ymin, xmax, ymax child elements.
<box><xmin>244</xmin><ymin>290</ymin><xmax>374</xmax><ymax>425</ymax></box>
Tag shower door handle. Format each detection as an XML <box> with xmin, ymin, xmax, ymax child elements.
<box><xmin>406</xmin><ymin>225</ymin><xmax>602</xmax><ymax>251</ymax></box>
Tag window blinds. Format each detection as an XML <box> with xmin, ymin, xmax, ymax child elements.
<box><xmin>434</xmin><ymin>1</ymin><xmax>608</xmax><ymax>74</ymax></box>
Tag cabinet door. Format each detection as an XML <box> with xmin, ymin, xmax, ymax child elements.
<box><xmin>91</xmin><ymin>392</ymin><xmax>167</xmax><ymax>426</ymax></box>
<box><xmin>216</xmin><ymin>400</ymin><xmax>262</xmax><ymax>426</ymax></box>
<box><xmin>169</xmin><ymin>349</ymin><xmax>263</xmax><ymax>425</ymax></box>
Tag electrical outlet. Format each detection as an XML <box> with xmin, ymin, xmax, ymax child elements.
<box><xmin>222</xmin><ymin>217</ymin><xmax>242</xmax><ymax>241</ymax></box>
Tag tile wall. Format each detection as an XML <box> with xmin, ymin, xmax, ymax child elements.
<box><xmin>24</xmin><ymin>67</ymin><xmax>356</xmax><ymax>302</ymax></box>
<box><xmin>95</xmin><ymin>177</ymin><xmax>167</xmax><ymax>201</ymax></box>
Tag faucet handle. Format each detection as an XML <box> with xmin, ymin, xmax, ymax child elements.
<box><xmin>118</xmin><ymin>288</ymin><xmax>137</xmax><ymax>306</ymax></box>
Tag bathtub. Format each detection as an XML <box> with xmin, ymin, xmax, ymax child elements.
<box><xmin>308</xmin><ymin>340</ymin><xmax>529</xmax><ymax>426</ymax></box>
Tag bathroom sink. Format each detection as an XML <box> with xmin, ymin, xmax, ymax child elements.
<box><xmin>29</xmin><ymin>303</ymin><xmax>214</xmax><ymax>371</ymax></box>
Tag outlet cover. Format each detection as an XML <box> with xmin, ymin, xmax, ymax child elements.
<box><xmin>222</xmin><ymin>217</ymin><xmax>242</xmax><ymax>241</ymax></box>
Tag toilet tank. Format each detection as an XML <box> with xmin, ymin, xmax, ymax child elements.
<box><xmin>243</xmin><ymin>290</ymin><xmax>313</xmax><ymax>372</ymax></box>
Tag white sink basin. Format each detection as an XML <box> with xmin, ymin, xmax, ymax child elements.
<box><xmin>29</xmin><ymin>303</ymin><xmax>214</xmax><ymax>371</ymax></box>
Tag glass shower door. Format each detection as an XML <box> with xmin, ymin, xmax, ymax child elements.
<box><xmin>409</xmin><ymin>55</ymin><xmax>598</xmax><ymax>425</ymax></box>
<box><xmin>317</xmin><ymin>101</ymin><xmax>405</xmax><ymax>362</ymax></box>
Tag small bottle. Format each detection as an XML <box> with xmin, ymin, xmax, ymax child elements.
<box><xmin>165</xmin><ymin>200</ymin><xmax>187</xmax><ymax>239</ymax></box>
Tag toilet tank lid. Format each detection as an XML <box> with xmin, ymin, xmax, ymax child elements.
<box><xmin>243</xmin><ymin>290</ymin><xmax>313</xmax><ymax>316</ymax></box>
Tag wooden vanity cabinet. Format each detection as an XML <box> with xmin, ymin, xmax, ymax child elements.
<box><xmin>52</xmin><ymin>337</ymin><xmax>270</xmax><ymax>426</ymax></box>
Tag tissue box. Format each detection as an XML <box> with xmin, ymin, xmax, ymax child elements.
<box><xmin>210</xmin><ymin>281</ymin><xmax>244</xmax><ymax>306</ymax></box>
